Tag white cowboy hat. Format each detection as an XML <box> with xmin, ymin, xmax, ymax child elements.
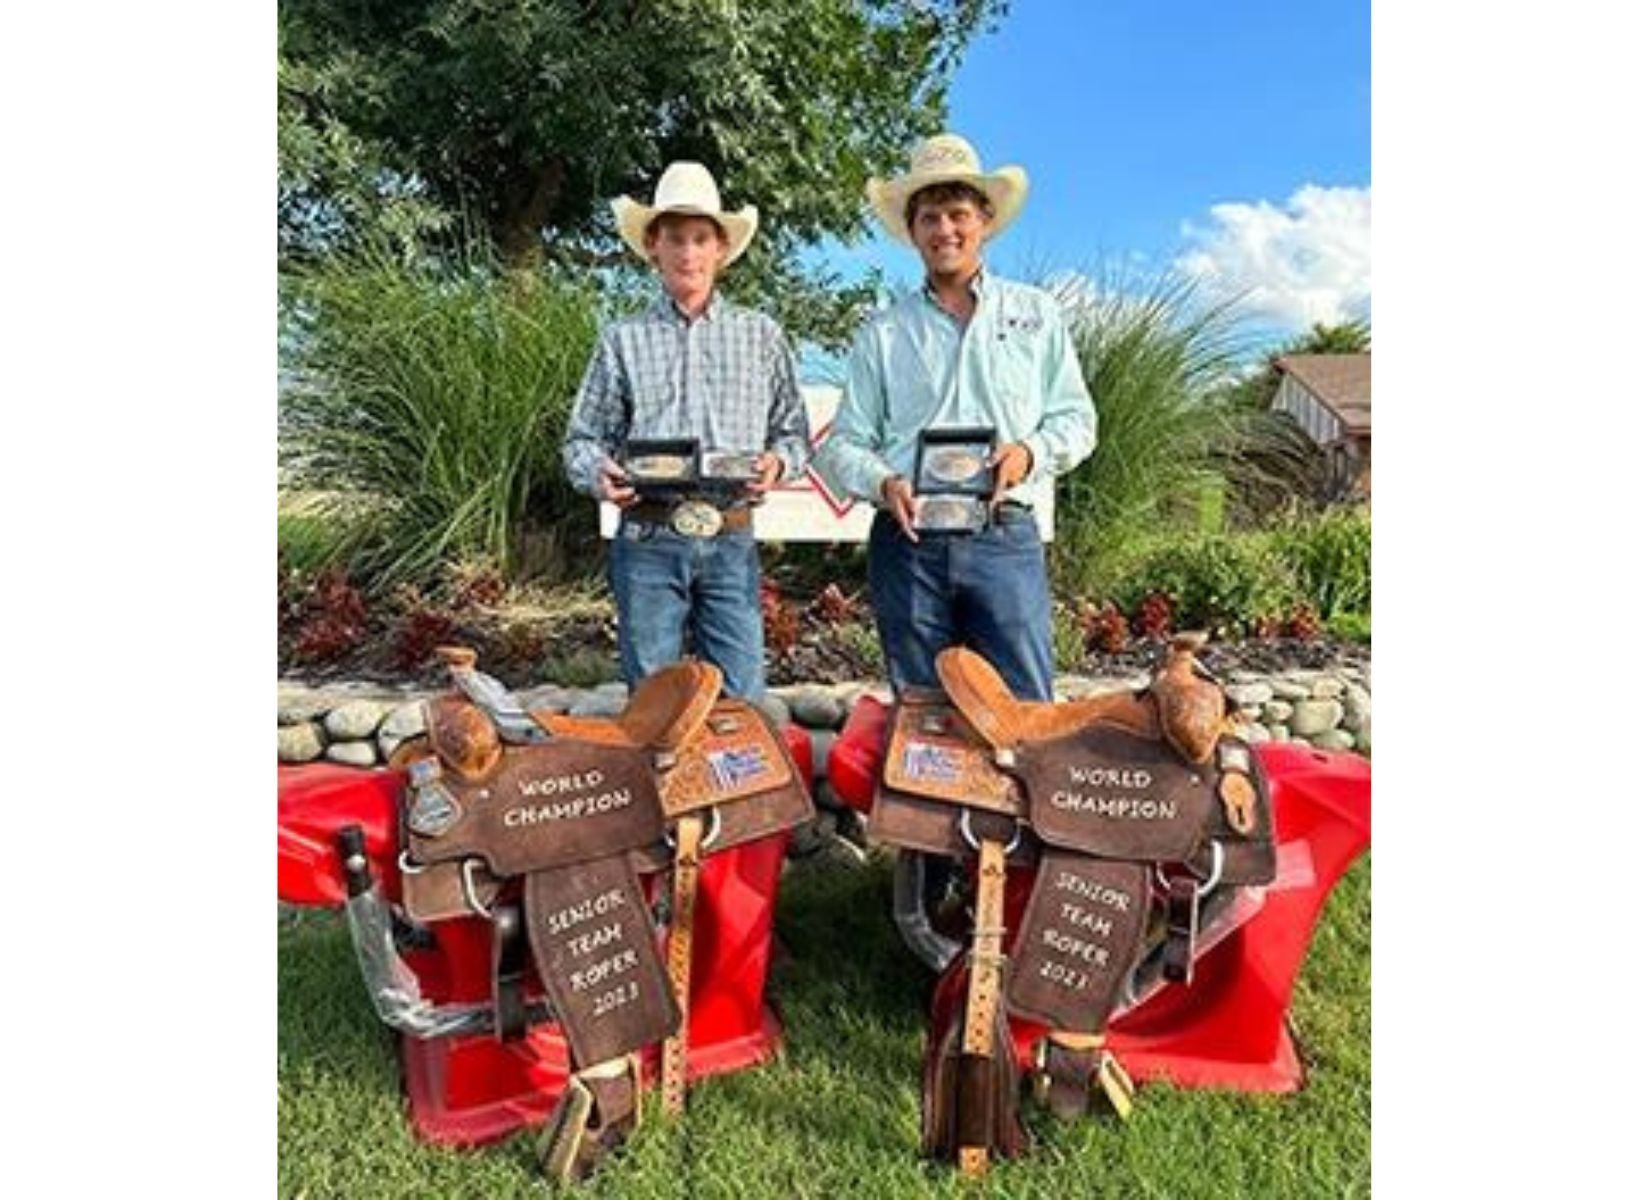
<box><xmin>866</xmin><ymin>133</ymin><xmax>1029</xmax><ymax>246</ymax></box>
<box><xmin>612</xmin><ymin>162</ymin><xmax>758</xmax><ymax>266</ymax></box>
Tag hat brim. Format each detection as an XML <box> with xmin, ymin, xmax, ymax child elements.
<box><xmin>613</xmin><ymin>198</ymin><xmax>758</xmax><ymax>267</ymax></box>
<box><xmin>866</xmin><ymin>166</ymin><xmax>1029</xmax><ymax>246</ymax></box>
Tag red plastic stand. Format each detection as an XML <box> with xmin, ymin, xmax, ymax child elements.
<box><xmin>278</xmin><ymin>725</ymin><xmax>812</xmax><ymax>1145</ymax></box>
<box><xmin>828</xmin><ymin>695</ymin><xmax>1371</xmax><ymax>1093</ymax></box>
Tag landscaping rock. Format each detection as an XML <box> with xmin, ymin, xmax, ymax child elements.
<box><xmin>1054</xmin><ymin>674</ymin><xmax>1093</xmax><ymax>701</ymax></box>
<box><xmin>1225</xmin><ymin>682</ymin><xmax>1273</xmax><ymax>707</ymax></box>
<box><xmin>326</xmin><ymin>740</ymin><xmax>379</xmax><ymax>768</ymax></box>
<box><xmin>593</xmin><ymin>681</ymin><xmax>630</xmax><ymax>701</ymax></box>
<box><xmin>378</xmin><ymin>731</ymin><xmax>409</xmax><ymax>762</ymax></box>
<box><xmin>278</xmin><ymin>721</ymin><xmax>325</xmax><ymax>764</ymax></box>
<box><xmin>1290</xmin><ymin>699</ymin><xmax>1345</xmax><ymax>738</ymax></box>
<box><xmin>278</xmin><ymin>687</ymin><xmax>331</xmax><ymax>726</ymax></box>
<box><xmin>1267</xmin><ymin>723</ymin><xmax>1291</xmax><ymax>743</ymax></box>
<box><xmin>1238</xmin><ymin>704</ymin><xmax>1263</xmax><ymax>722</ymax></box>
<box><xmin>325</xmin><ymin>700</ymin><xmax>388</xmax><ymax>740</ymax></box>
<box><xmin>518</xmin><ymin>684</ymin><xmax>578</xmax><ymax>713</ymax></box>
<box><xmin>1243</xmin><ymin>723</ymin><xmax>1271</xmax><ymax>743</ymax></box>
<box><xmin>569</xmin><ymin>690</ymin><xmax>626</xmax><ymax>718</ymax></box>
<box><xmin>1310</xmin><ymin>677</ymin><xmax>1347</xmax><ymax>700</ymax></box>
<box><xmin>379</xmin><ymin>701</ymin><xmax>427</xmax><ymax>740</ymax></box>
<box><xmin>1270</xmin><ymin>680</ymin><xmax>1310</xmax><ymax>701</ymax></box>
<box><xmin>1310</xmin><ymin>729</ymin><xmax>1357</xmax><ymax>752</ymax></box>
<box><xmin>1342</xmin><ymin>683</ymin><xmax>1372</xmax><ymax>724</ymax></box>
<box><xmin>1262</xmin><ymin>700</ymin><xmax>1294</xmax><ymax>723</ymax></box>
<box><xmin>789</xmin><ymin>687</ymin><xmax>845</xmax><ymax>729</ymax></box>
<box><xmin>755</xmin><ymin>694</ymin><xmax>793</xmax><ymax>729</ymax></box>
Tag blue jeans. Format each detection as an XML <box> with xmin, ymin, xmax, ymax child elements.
<box><xmin>607</xmin><ymin>520</ymin><xmax>765</xmax><ymax>700</ymax></box>
<box><xmin>866</xmin><ymin>507</ymin><xmax>1055</xmax><ymax>701</ymax></box>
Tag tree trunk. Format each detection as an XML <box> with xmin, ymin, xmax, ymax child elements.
<box><xmin>493</xmin><ymin>159</ymin><xmax>567</xmax><ymax>276</ymax></box>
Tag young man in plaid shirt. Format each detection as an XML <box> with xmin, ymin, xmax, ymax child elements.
<box><xmin>563</xmin><ymin>162</ymin><xmax>809</xmax><ymax>700</ymax></box>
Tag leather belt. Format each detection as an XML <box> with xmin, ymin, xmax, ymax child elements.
<box><xmin>876</xmin><ymin>502</ymin><xmax>1034</xmax><ymax>535</ymax></box>
<box><xmin>627</xmin><ymin>500</ymin><xmax>753</xmax><ymax>536</ymax></box>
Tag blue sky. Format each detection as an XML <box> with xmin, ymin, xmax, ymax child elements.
<box><xmin>810</xmin><ymin>1</ymin><xmax>1371</xmax><ymax>344</ymax></box>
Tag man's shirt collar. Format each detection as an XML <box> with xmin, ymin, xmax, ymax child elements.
<box><xmin>920</xmin><ymin>265</ymin><xmax>991</xmax><ymax>313</ymax></box>
<box><xmin>651</xmin><ymin>288</ymin><xmax>724</xmax><ymax>323</ymax></box>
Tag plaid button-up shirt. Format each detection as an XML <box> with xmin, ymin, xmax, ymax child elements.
<box><xmin>563</xmin><ymin>290</ymin><xmax>810</xmax><ymax>496</ymax></box>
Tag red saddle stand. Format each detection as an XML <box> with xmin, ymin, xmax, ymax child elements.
<box><xmin>277</xmin><ymin>725</ymin><xmax>812</xmax><ymax>1146</ymax></box>
<box><xmin>828</xmin><ymin>695</ymin><xmax>1371</xmax><ymax>1093</ymax></box>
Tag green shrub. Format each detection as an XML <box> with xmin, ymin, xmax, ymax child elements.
<box><xmin>1124</xmin><ymin>532</ymin><xmax>1299</xmax><ymax>639</ymax></box>
<box><xmin>1052</xmin><ymin>602</ymin><xmax>1089</xmax><ymax>673</ymax></box>
<box><xmin>1050</xmin><ymin>269</ymin><xmax>1252</xmax><ymax>591</ymax></box>
<box><xmin>279</xmin><ymin>243</ymin><xmax>603</xmax><ymax>589</ymax></box>
<box><xmin>1274</xmin><ymin>506</ymin><xmax>1371</xmax><ymax>619</ymax></box>
<box><xmin>1325</xmin><ymin>610</ymin><xmax>1372</xmax><ymax>643</ymax></box>
<box><xmin>276</xmin><ymin>509</ymin><xmax>347</xmax><ymax>576</ymax></box>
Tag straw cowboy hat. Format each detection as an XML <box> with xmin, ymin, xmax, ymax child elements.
<box><xmin>866</xmin><ymin>133</ymin><xmax>1029</xmax><ymax>245</ymax></box>
<box><xmin>612</xmin><ymin>162</ymin><xmax>758</xmax><ymax>265</ymax></box>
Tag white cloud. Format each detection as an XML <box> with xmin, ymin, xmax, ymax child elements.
<box><xmin>1175</xmin><ymin>185</ymin><xmax>1371</xmax><ymax>331</ymax></box>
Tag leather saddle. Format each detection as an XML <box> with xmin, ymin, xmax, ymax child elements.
<box><xmin>397</xmin><ymin>647</ymin><xmax>812</xmax><ymax>1181</ymax></box>
<box><xmin>869</xmin><ymin>634</ymin><xmax>1276</xmax><ymax>1176</ymax></box>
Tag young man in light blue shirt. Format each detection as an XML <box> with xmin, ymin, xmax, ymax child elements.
<box><xmin>817</xmin><ymin>134</ymin><xmax>1096</xmax><ymax>701</ymax></box>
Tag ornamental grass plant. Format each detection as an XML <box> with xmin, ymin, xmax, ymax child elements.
<box><xmin>279</xmin><ymin>242</ymin><xmax>603</xmax><ymax>589</ymax></box>
<box><xmin>1046</xmin><ymin>268</ymin><xmax>1253</xmax><ymax>592</ymax></box>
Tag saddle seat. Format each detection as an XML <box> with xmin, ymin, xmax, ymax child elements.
<box><xmin>418</xmin><ymin>653</ymin><xmax>723</xmax><ymax>780</ymax></box>
<box><xmin>936</xmin><ymin>633</ymin><xmax>1229</xmax><ymax>765</ymax></box>
<box><xmin>533</xmin><ymin>660</ymin><xmax>723</xmax><ymax>757</ymax></box>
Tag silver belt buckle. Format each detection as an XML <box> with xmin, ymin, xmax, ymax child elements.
<box><xmin>669</xmin><ymin>499</ymin><xmax>723</xmax><ymax>538</ymax></box>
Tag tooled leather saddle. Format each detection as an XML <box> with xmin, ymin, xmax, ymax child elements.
<box><xmin>869</xmin><ymin>633</ymin><xmax>1276</xmax><ymax>1177</ymax></box>
<box><xmin>397</xmin><ymin>647</ymin><xmax>812</xmax><ymax>1181</ymax></box>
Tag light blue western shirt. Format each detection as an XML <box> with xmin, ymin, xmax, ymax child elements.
<box><xmin>816</xmin><ymin>270</ymin><xmax>1096</xmax><ymax>506</ymax></box>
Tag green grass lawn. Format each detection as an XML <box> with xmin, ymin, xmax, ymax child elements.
<box><xmin>279</xmin><ymin>852</ymin><xmax>1371</xmax><ymax>1198</ymax></box>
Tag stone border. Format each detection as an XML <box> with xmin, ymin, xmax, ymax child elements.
<box><xmin>278</xmin><ymin>668</ymin><xmax>1370</xmax><ymax>766</ymax></box>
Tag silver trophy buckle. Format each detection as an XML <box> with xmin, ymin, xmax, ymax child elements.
<box><xmin>669</xmin><ymin>500</ymin><xmax>724</xmax><ymax>538</ymax></box>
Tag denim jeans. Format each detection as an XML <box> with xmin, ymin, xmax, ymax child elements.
<box><xmin>607</xmin><ymin>519</ymin><xmax>765</xmax><ymax>700</ymax></box>
<box><xmin>866</xmin><ymin>507</ymin><xmax>1054</xmax><ymax>701</ymax></box>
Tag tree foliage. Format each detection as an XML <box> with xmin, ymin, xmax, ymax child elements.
<box><xmin>278</xmin><ymin>0</ymin><xmax>1005</xmax><ymax>343</ymax></box>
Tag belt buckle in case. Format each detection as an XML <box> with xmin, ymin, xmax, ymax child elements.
<box><xmin>669</xmin><ymin>500</ymin><xmax>723</xmax><ymax>538</ymax></box>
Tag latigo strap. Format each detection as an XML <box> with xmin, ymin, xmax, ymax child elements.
<box><xmin>660</xmin><ymin>812</ymin><xmax>705</xmax><ymax>1117</ymax></box>
<box><xmin>957</xmin><ymin>837</ymin><xmax>1009</xmax><ymax>1178</ymax></box>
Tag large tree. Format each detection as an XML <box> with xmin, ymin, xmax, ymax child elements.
<box><xmin>279</xmin><ymin>0</ymin><xmax>1004</xmax><ymax>341</ymax></box>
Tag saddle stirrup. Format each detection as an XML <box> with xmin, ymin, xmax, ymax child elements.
<box><xmin>537</xmin><ymin>1054</ymin><xmax>642</xmax><ymax>1183</ymax></box>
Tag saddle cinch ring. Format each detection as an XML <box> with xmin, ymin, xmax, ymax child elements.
<box><xmin>662</xmin><ymin>806</ymin><xmax>723</xmax><ymax>853</ymax></box>
<box><xmin>1153</xmin><ymin>839</ymin><xmax>1226</xmax><ymax>900</ymax></box>
<box><xmin>459</xmin><ymin>858</ymin><xmax>492</xmax><ymax>918</ymax></box>
<box><xmin>957</xmin><ymin>806</ymin><xmax>1023</xmax><ymax>857</ymax></box>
